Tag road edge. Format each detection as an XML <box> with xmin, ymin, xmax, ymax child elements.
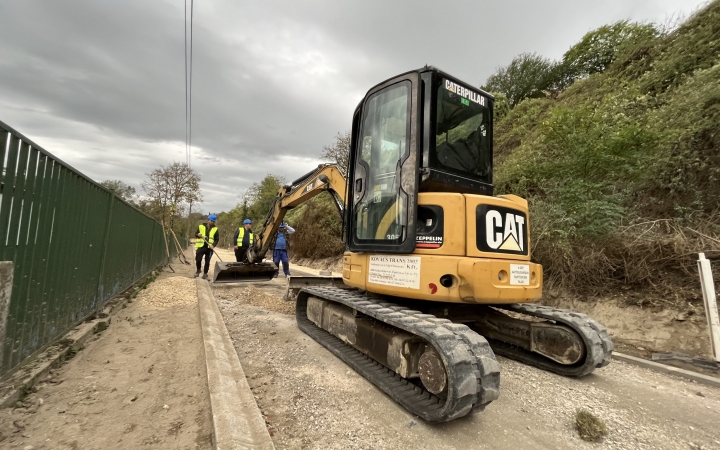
<box><xmin>613</xmin><ymin>352</ymin><xmax>720</xmax><ymax>388</ymax></box>
<box><xmin>196</xmin><ymin>279</ymin><xmax>275</xmax><ymax>450</ymax></box>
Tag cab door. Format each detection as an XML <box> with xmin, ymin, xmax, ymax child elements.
<box><xmin>347</xmin><ymin>72</ymin><xmax>420</xmax><ymax>254</ymax></box>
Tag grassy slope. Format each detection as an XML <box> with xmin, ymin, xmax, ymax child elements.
<box><xmin>494</xmin><ymin>1</ymin><xmax>720</xmax><ymax>299</ymax></box>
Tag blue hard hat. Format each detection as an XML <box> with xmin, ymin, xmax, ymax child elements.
<box><xmin>280</xmin><ymin>222</ymin><xmax>286</xmax><ymax>227</ymax></box>
<box><xmin>243</xmin><ymin>219</ymin><xmax>252</xmax><ymax>224</ymax></box>
<box><xmin>208</xmin><ymin>214</ymin><xmax>217</xmax><ymax>221</ymax></box>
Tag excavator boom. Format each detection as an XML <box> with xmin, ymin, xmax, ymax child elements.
<box><xmin>212</xmin><ymin>164</ymin><xmax>346</xmax><ymax>283</ymax></box>
<box><xmin>247</xmin><ymin>164</ymin><xmax>346</xmax><ymax>264</ymax></box>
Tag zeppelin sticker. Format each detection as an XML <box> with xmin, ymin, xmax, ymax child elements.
<box><xmin>416</xmin><ymin>235</ymin><xmax>443</xmax><ymax>248</ymax></box>
<box><xmin>368</xmin><ymin>255</ymin><xmax>421</xmax><ymax>289</ymax></box>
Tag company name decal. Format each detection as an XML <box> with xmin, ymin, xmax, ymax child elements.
<box><xmin>486</xmin><ymin>211</ymin><xmax>525</xmax><ymax>252</ymax></box>
<box><xmin>371</xmin><ymin>256</ymin><xmax>410</xmax><ymax>264</ymax></box>
<box><xmin>445</xmin><ymin>80</ymin><xmax>486</xmax><ymax>106</ymax></box>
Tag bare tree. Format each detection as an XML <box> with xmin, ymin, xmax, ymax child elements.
<box><xmin>320</xmin><ymin>131</ymin><xmax>351</xmax><ymax>175</ymax></box>
<box><xmin>141</xmin><ymin>162</ymin><xmax>203</xmax><ymax>228</ymax></box>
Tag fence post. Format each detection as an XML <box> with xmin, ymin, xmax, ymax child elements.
<box><xmin>95</xmin><ymin>190</ymin><xmax>115</xmax><ymax>313</ymax></box>
<box><xmin>698</xmin><ymin>253</ymin><xmax>720</xmax><ymax>362</ymax></box>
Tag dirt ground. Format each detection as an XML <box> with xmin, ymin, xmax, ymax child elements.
<box><xmin>2</xmin><ymin>244</ymin><xmax>718</xmax><ymax>450</ymax></box>
<box><xmin>214</xmin><ymin>272</ymin><xmax>720</xmax><ymax>450</ymax></box>
<box><xmin>0</xmin><ymin>250</ymin><xmax>213</xmax><ymax>449</ymax></box>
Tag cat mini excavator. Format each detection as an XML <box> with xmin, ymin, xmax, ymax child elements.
<box><xmin>217</xmin><ymin>66</ymin><xmax>613</xmax><ymax>422</ymax></box>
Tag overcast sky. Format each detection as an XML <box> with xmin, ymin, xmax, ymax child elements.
<box><xmin>0</xmin><ymin>0</ymin><xmax>708</xmax><ymax>214</ymax></box>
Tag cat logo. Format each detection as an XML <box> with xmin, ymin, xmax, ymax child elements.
<box><xmin>476</xmin><ymin>206</ymin><xmax>528</xmax><ymax>255</ymax></box>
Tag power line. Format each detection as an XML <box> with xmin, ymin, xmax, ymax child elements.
<box><xmin>190</xmin><ymin>0</ymin><xmax>194</xmax><ymax>168</ymax></box>
<box><xmin>184</xmin><ymin>0</ymin><xmax>188</xmax><ymax>166</ymax></box>
<box><xmin>184</xmin><ymin>0</ymin><xmax>194</xmax><ymax>167</ymax></box>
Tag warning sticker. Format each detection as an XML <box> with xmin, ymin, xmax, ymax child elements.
<box><xmin>510</xmin><ymin>264</ymin><xmax>530</xmax><ymax>286</ymax></box>
<box><xmin>368</xmin><ymin>255</ymin><xmax>421</xmax><ymax>289</ymax></box>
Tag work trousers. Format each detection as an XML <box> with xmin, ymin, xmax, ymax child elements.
<box><xmin>235</xmin><ymin>246</ymin><xmax>249</xmax><ymax>263</ymax></box>
<box><xmin>195</xmin><ymin>247</ymin><xmax>214</xmax><ymax>274</ymax></box>
<box><xmin>273</xmin><ymin>249</ymin><xmax>290</xmax><ymax>276</ymax></box>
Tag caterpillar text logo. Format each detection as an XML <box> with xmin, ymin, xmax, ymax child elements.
<box><xmin>476</xmin><ymin>206</ymin><xmax>528</xmax><ymax>255</ymax></box>
<box><xmin>445</xmin><ymin>79</ymin><xmax>486</xmax><ymax>106</ymax></box>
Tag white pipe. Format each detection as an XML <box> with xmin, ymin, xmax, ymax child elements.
<box><xmin>698</xmin><ymin>253</ymin><xmax>720</xmax><ymax>362</ymax></box>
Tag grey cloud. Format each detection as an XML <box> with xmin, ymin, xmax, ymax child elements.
<box><xmin>0</xmin><ymin>0</ymin><xmax>708</xmax><ymax>213</ymax></box>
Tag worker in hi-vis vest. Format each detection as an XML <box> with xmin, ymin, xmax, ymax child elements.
<box><xmin>233</xmin><ymin>219</ymin><xmax>254</xmax><ymax>262</ymax></box>
<box><xmin>195</xmin><ymin>214</ymin><xmax>219</xmax><ymax>280</ymax></box>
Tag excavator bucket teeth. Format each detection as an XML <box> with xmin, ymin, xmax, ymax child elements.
<box><xmin>212</xmin><ymin>261</ymin><xmax>277</xmax><ymax>283</ymax></box>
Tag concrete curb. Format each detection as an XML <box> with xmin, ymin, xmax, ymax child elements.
<box><xmin>613</xmin><ymin>352</ymin><xmax>720</xmax><ymax>388</ymax></box>
<box><xmin>196</xmin><ymin>279</ymin><xmax>275</xmax><ymax>450</ymax></box>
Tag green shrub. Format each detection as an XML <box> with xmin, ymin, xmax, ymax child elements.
<box><xmin>575</xmin><ymin>409</ymin><xmax>608</xmax><ymax>442</ymax></box>
<box><xmin>639</xmin><ymin>1</ymin><xmax>720</xmax><ymax>94</ymax></box>
<box><xmin>289</xmin><ymin>193</ymin><xmax>345</xmax><ymax>258</ymax></box>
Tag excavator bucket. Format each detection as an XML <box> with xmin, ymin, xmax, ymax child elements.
<box><xmin>212</xmin><ymin>261</ymin><xmax>277</xmax><ymax>283</ymax></box>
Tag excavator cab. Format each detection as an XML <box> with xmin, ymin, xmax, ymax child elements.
<box><xmin>346</xmin><ymin>67</ymin><xmax>493</xmax><ymax>255</ymax></box>
<box><xmin>341</xmin><ymin>67</ymin><xmax>537</xmax><ymax>302</ymax></box>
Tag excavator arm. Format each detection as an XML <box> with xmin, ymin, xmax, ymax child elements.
<box><xmin>246</xmin><ymin>164</ymin><xmax>347</xmax><ymax>264</ymax></box>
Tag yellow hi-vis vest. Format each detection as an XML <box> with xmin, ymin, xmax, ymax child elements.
<box><xmin>195</xmin><ymin>224</ymin><xmax>218</xmax><ymax>248</ymax></box>
<box><xmin>236</xmin><ymin>227</ymin><xmax>254</xmax><ymax>246</ymax></box>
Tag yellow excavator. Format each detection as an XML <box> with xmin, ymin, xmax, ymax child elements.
<box><xmin>215</xmin><ymin>66</ymin><xmax>613</xmax><ymax>422</ymax></box>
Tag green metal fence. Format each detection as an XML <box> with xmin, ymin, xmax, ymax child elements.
<box><xmin>0</xmin><ymin>120</ymin><xmax>183</xmax><ymax>378</ymax></box>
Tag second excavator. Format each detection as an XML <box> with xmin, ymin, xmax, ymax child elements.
<box><xmin>215</xmin><ymin>66</ymin><xmax>613</xmax><ymax>422</ymax></box>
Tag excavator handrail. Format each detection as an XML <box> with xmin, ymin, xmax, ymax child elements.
<box><xmin>246</xmin><ymin>163</ymin><xmax>347</xmax><ymax>263</ymax></box>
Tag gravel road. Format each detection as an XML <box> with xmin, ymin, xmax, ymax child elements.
<box><xmin>215</xmin><ymin>272</ymin><xmax>720</xmax><ymax>450</ymax></box>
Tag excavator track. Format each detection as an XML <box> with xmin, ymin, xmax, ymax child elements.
<box><xmin>296</xmin><ymin>286</ymin><xmax>500</xmax><ymax>422</ymax></box>
<box><xmin>487</xmin><ymin>303</ymin><xmax>614</xmax><ymax>377</ymax></box>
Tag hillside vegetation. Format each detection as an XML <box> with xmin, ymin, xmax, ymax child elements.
<box><xmin>492</xmin><ymin>1</ymin><xmax>720</xmax><ymax>298</ymax></box>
